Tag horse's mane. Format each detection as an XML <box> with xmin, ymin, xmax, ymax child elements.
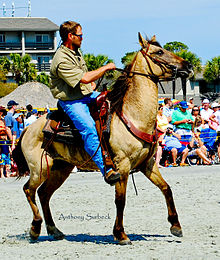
<box><xmin>107</xmin><ymin>63</ymin><xmax>133</xmax><ymax>114</ymax></box>
<box><xmin>108</xmin><ymin>39</ymin><xmax>161</xmax><ymax>114</ymax></box>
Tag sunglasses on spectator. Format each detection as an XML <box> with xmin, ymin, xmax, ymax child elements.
<box><xmin>193</xmin><ymin>109</ymin><xmax>199</xmax><ymax>111</ymax></box>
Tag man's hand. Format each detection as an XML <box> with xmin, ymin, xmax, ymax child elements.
<box><xmin>105</xmin><ymin>63</ymin><xmax>116</xmax><ymax>71</ymax></box>
<box><xmin>91</xmin><ymin>82</ymin><xmax>96</xmax><ymax>90</ymax></box>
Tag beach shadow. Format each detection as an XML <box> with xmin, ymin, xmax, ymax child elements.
<box><xmin>7</xmin><ymin>232</ymin><xmax>181</xmax><ymax>245</ymax></box>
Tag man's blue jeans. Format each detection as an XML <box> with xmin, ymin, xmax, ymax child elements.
<box><xmin>58</xmin><ymin>92</ymin><xmax>105</xmax><ymax>175</ymax></box>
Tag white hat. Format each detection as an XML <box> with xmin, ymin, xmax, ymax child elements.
<box><xmin>211</xmin><ymin>102</ymin><xmax>219</xmax><ymax>108</ymax></box>
<box><xmin>202</xmin><ymin>99</ymin><xmax>210</xmax><ymax>104</ymax></box>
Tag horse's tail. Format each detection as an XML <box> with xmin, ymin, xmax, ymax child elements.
<box><xmin>12</xmin><ymin>128</ymin><xmax>30</xmax><ymax>178</ymax></box>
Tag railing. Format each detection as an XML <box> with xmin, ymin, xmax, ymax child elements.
<box><xmin>0</xmin><ymin>42</ymin><xmax>22</xmax><ymax>50</ymax></box>
<box><xmin>0</xmin><ymin>42</ymin><xmax>54</xmax><ymax>50</ymax></box>
<box><xmin>25</xmin><ymin>42</ymin><xmax>54</xmax><ymax>50</ymax></box>
<box><xmin>35</xmin><ymin>63</ymin><xmax>50</xmax><ymax>72</ymax></box>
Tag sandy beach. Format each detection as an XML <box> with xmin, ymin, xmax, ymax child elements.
<box><xmin>0</xmin><ymin>165</ymin><xmax>220</xmax><ymax>259</ymax></box>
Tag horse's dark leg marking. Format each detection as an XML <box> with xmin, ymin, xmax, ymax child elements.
<box><xmin>23</xmin><ymin>180</ymin><xmax>43</xmax><ymax>240</ymax></box>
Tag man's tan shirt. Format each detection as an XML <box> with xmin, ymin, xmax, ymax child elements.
<box><xmin>50</xmin><ymin>45</ymin><xmax>93</xmax><ymax>101</ymax></box>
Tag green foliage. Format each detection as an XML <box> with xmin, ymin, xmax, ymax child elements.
<box><xmin>0</xmin><ymin>82</ymin><xmax>18</xmax><ymax>98</ymax></box>
<box><xmin>121</xmin><ymin>52</ymin><xmax>137</xmax><ymax>67</ymax></box>
<box><xmin>36</xmin><ymin>72</ymin><xmax>50</xmax><ymax>86</ymax></box>
<box><xmin>163</xmin><ymin>41</ymin><xmax>188</xmax><ymax>53</ymax></box>
<box><xmin>203</xmin><ymin>56</ymin><xmax>220</xmax><ymax>83</ymax></box>
<box><xmin>176</xmin><ymin>49</ymin><xmax>202</xmax><ymax>77</ymax></box>
<box><xmin>83</xmin><ymin>53</ymin><xmax>115</xmax><ymax>79</ymax></box>
<box><xmin>10</xmin><ymin>53</ymin><xmax>37</xmax><ymax>85</ymax></box>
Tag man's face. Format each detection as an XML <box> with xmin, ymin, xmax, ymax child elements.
<box><xmin>71</xmin><ymin>26</ymin><xmax>83</xmax><ymax>49</ymax></box>
<box><xmin>180</xmin><ymin>107</ymin><xmax>186</xmax><ymax>112</ymax></box>
<box><xmin>203</xmin><ymin>103</ymin><xmax>209</xmax><ymax>110</ymax></box>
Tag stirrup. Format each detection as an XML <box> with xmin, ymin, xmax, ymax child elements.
<box><xmin>104</xmin><ymin>169</ymin><xmax>121</xmax><ymax>186</ymax></box>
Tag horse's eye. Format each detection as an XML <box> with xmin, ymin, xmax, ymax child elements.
<box><xmin>157</xmin><ymin>50</ymin><xmax>164</xmax><ymax>55</ymax></box>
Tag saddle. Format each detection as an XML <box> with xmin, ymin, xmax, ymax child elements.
<box><xmin>42</xmin><ymin>91</ymin><xmax>114</xmax><ymax>168</ymax></box>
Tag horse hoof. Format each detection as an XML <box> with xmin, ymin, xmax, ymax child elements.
<box><xmin>29</xmin><ymin>228</ymin><xmax>40</xmax><ymax>241</ymax></box>
<box><xmin>170</xmin><ymin>226</ymin><xmax>183</xmax><ymax>237</ymax></box>
<box><xmin>119</xmin><ymin>239</ymin><xmax>132</xmax><ymax>245</ymax></box>
<box><xmin>114</xmin><ymin>236</ymin><xmax>132</xmax><ymax>245</ymax></box>
<box><xmin>47</xmin><ymin>225</ymin><xmax>65</xmax><ymax>240</ymax></box>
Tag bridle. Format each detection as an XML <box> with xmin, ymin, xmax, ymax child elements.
<box><xmin>115</xmin><ymin>43</ymin><xmax>178</xmax><ymax>84</ymax></box>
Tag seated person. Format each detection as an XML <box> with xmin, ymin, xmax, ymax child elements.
<box><xmin>171</xmin><ymin>101</ymin><xmax>194</xmax><ymax>135</ymax></box>
<box><xmin>188</xmin><ymin>129</ymin><xmax>212</xmax><ymax>165</ymax></box>
<box><xmin>163</xmin><ymin>124</ymin><xmax>189</xmax><ymax>166</ymax></box>
<box><xmin>155</xmin><ymin>104</ymin><xmax>169</xmax><ymax>168</ymax></box>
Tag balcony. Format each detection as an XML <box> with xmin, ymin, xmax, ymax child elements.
<box><xmin>25</xmin><ymin>42</ymin><xmax>54</xmax><ymax>50</ymax></box>
<box><xmin>0</xmin><ymin>42</ymin><xmax>22</xmax><ymax>50</ymax></box>
<box><xmin>35</xmin><ymin>63</ymin><xmax>50</xmax><ymax>72</ymax></box>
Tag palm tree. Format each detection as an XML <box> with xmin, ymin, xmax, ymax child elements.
<box><xmin>203</xmin><ymin>56</ymin><xmax>220</xmax><ymax>93</ymax></box>
<box><xmin>164</xmin><ymin>42</ymin><xmax>202</xmax><ymax>100</ymax></box>
<box><xmin>121</xmin><ymin>52</ymin><xmax>137</xmax><ymax>67</ymax></box>
<box><xmin>83</xmin><ymin>53</ymin><xmax>115</xmax><ymax>90</ymax></box>
<box><xmin>10</xmin><ymin>53</ymin><xmax>37</xmax><ymax>85</ymax></box>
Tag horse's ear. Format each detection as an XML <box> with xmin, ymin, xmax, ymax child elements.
<box><xmin>138</xmin><ymin>32</ymin><xmax>148</xmax><ymax>48</ymax></box>
<box><xmin>151</xmin><ymin>35</ymin><xmax>157</xmax><ymax>42</ymax></box>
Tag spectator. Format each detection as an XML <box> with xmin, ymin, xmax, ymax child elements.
<box><xmin>210</xmin><ymin>102</ymin><xmax>220</xmax><ymax>159</ymax></box>
<box><xmin>24</xmin><ymin>109</ymin><xmax>38</xmax><ymax>128</ymax></box>
<box><xmin>191</xmin><ymin>105</ymin><xmax>203</xmax><ymax>121</ymax></box>
<box><xmin>163</xmin><ymin>124</ymin><xmax>189</xmax><ymax>166</ymax></box>
<box><xmin>13</xmin><ymin>113</ymin><xmax>24</xmax><ymax>139</ymax></box>
<box><xmin>208</xmin><ymin>102</ymin><xmax>219</xmax><ymax>131</ymax></box>
<box><xmin>200</xmin><ymin>99</ymin><xmax>213</xmax><ymax>127</ymax></box>
<box><xmin>155</xmin><ymin>104</ymin><xmax>169</xmax><ymax>168</ymax></box>
<box><xmin>171</xmin><ymin>101</ymin><xmax>194</xmax><ymax>135</ymax></box>
<box><xmin>26</xmin><ymin>104</ymin><xmax>33</xmax><ymax>119</ymax></box>
<box><xmin>157</xmin><ymin>104</ymin><xmax>169</xmax><ymax>135</ymax></box>
<box><xmin>188</xmin><ymin>129</ymin><xmax>212</xmax><ymax>165</ymax></box>
<box><xmin>0</xmin><ymin>106</ymin><xmax>12</xmax><ymax>178</ymax></box>
<box><xmin>188</xmin><ymin>97</ymin><xmax>194</xmax><ymax>111</ymax></box>
<box><xmin>193</xmin><ymin>115</ymin><xmax>206</xmax><ymax>132</ymax></box>
<box><xmin>4</xmin><ymin>100</ymin><xmax>18</xmax><ymax>150</ymax></box>
<box><xmin>163</xmin><ymin>97</ymin><xmax>173</xmax><ymax>122</ymax></box>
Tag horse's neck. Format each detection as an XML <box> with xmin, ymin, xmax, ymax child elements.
<box><xmin>122</xmin><ymin>54</ymin><xmax>158</xmax><ymax>132</ymax></box>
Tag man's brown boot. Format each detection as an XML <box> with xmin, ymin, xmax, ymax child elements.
<box><xmin>104</xmin><ymin>169</ymin><xmax>120</xmax><ymax>186</ymax></box>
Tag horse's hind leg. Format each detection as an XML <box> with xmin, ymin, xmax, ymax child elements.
<box><xmin>23</xmin><ymin>179</ymin><xmax>44</xmax><ymax>240</ymax></box>
<box><xmin>141</xmin><ymin>158</ymin><xmax>182</xmax><ymax>237</ymax></box>
<box><xmin>37</xmin><ymin>161</ymin><xmax>73</xmax><ymax>240</ymax></box>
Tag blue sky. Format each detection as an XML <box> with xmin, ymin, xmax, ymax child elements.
<box><xmin>1</xmin><ymin>0</ymin><xmax>220</xmax><ymax>67</ymax></box>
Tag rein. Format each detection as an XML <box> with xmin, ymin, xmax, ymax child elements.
<box><xmin>115</xmin><ymin>44</ymin><xmax>178</xmax><ymax>84</ymax></box>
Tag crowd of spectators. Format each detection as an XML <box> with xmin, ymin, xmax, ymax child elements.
<box><xmin>0</xmin><ymin>97</ymin><xmax>220</xmax><ymax>177</ymax></box>
<box><xmin>156</xmin><ymin>97</ymin><xmax>220</xmax><ymax>168</ymax></box>
<box><xmin>0</xmin><ymin>100</ymin><xmax>48</xmax><ymax>178</ymax></box>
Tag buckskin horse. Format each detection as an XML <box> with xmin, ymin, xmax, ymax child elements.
<box><xmin>13</xmin><ymin>33</ymin><xmax>192</xmax><ymax>245</ymax></box>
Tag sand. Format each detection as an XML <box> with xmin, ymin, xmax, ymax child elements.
<box><xmin>0</xmin><ymin>165</ymin><xmax>220</xmax><ymax>260</ymax></box>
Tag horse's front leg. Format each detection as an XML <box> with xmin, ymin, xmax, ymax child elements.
<box><xmin>141</xmin><ymin>158</ymin><xmax>182</xmax><ymax>237</ymax></box>
<box><xmin>113</xmin><ymin>174</ymin><xmax>131</xmax><ymax>245</ymax></box>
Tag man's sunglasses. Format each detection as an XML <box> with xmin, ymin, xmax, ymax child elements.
<box><xmin>72</xmin><ymin>33</ymin><xmax>83</xmax><ymax>39</ymax></box>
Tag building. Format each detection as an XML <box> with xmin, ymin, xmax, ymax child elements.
<box><xmin>0</xmin><ymin>17</ymin><xmax>59</xmax><ymax>73</ymax></box>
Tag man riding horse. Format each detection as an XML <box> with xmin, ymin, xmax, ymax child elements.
<box><xmin>49</xmin><ymin>20</ymin><xmax>120</xmax><ymax>185</ymax></box>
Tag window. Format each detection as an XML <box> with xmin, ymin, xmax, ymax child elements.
<box><xmin>0</xmin><ymin>34</ymin><xmax>5</xmax><ymax>43</ymax></box>
<box><xmin>37</xmin><ymin>56</ymin><xmax>50</xmax><ymax>64</ymax></box>
<box><xmin>36</xmin><ymin>34</ymin><xmax>49</xmax><ymax>43</ymax></box>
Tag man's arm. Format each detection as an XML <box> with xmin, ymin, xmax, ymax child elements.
<box><xmin>80</xmin><ymin>63</ymin><xmax>116</xmax><ymax>84</ymax></box>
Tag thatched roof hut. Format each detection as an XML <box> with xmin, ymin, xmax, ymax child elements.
<box><xmin>0</xmin><ymin>82</ymin><xmax>57</xmax><ymax>109</ymax></box>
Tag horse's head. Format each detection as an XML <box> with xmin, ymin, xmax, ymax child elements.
<box><xmin>138</xmin><ymin>33</ymin><xmax>193</xmax><ymax>81</ymax></box>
